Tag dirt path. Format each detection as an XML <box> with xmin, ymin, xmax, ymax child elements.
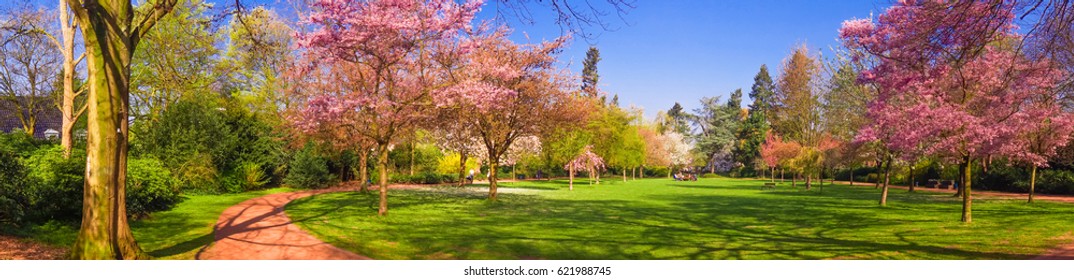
<box><xmin>0</xmin><ymin>235</ymin><xmax>66</xmax><ymax>260</ymax></box>
<box><xmin>197</xmin><ymin>183</ymin><xmax>437</xmax><ymax>260</ymax></box>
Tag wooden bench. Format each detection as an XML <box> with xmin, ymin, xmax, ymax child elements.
<box><xmin>762</xmin><ymin>182</ymin><xmax>776</xmax><ymax>191</ymax></box>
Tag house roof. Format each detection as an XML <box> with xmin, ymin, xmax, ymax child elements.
<box><xmin>0</xmin><ymin>96</ymin><xmax>63</xmax><ymax>139</ymax></box>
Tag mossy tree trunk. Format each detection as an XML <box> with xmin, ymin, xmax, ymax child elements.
<box><xmin>457</xmin><ymin>151</ymin><xmax>467</xmax><ymax>187</ymax></box>
<box><xmin>67</xmin><ymin>0</ymin><xmax>176</xmax><ymax>260</ymax></box>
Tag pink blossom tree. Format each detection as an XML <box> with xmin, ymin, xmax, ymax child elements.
<box><xmin>841</xmin><ymin>1</ymin><xmax>1069</xmax><ymax>222</ymax></box>
<box><xmin>564</xmin><ymin>145</ymin><xmax>606</xmax><ymax>190</ymax></box>
<box><xmin>294</xmin><ymin>0</ymin><xmax>481</xmax><ymax>216</ymax></box>
<box><xmin>436</xmin><ymin>29</ymin><xmax>585</xmax><ymax>199</ymax></box>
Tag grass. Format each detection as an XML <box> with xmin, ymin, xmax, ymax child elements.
<box><xmin>12</xmin><ymin>187</ymin><xmax>291</xmax><ymax>260</ymax></box>
<box><xmin>285</xmin><ymin>178</ymin><xmax>1074</xmax><ymax>260</ymax></box>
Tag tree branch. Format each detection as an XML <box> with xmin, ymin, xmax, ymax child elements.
<box><xmin>131</xmin><ymin>0</ymin><xmax>179</xmax><ymax>44</ymax></box>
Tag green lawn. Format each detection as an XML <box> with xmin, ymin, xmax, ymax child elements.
<box><xmin>285</xmin><ymin>178</ymin><xmax>1074</xmax><ymax>260</ymax></box>
<box><xmin>15</xmin><ymin>187</ymin><xmax>291</xmax><ymax>260</ymax></box>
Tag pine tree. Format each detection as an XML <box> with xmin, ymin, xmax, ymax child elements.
<box><xmin>581</xmin><ymin>46</ymin><xmax>601</xmax><ymax>98</ymax></box>
<box><xmin>734</xmin><ymin>65</ymin><xmax>776</xmax><ymax>174</ymax></box>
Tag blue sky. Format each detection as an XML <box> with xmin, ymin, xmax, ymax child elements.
<box><xmin>483</xmin><ymin>1</ymin><xmax>886</xmax><ymax>118</ymax></box>
<box><xmin>9</xmin><ymin>0</ymin><xmax>888</xmax><ymax>118</ymax></box>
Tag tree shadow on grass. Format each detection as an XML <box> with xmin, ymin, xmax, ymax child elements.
<box><xmin>286</xmin><ymin>183</ymin><xmax>1074</xmax><ymax>260</ymax></box>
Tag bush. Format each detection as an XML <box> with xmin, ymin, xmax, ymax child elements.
<box><xmin>132</xmin><ymin>98</ymin><xmax>286</xmax><ymax>192</ymax></box>
<box><xmin>22</xmin><ymin>146</ymin><xmax>85</xmax><ymax>222</ymax></box>
<box><xmin>126</xmin><ymin>157</ymin><xmax>182</xmax><ymax>218</ymax></box>
<box><xmin>236</xmin><ymin>161</ymin><xmax>270</xmax><ymax>191</ymax></box>
<box><xmin>389</xmin><ymin>173</ymin><xmax>458</xmax><ymax>184</ymax></box>
<box><xmin>1036</xmin><ymin>169</ymin><xmax>1074</xmax><ymax>194</ymax></box>
<box><xmin>286</xmin><ymin>144</ymin><xmax>333</xmax><ymax>189</ymax></box>
<box><xmin>0</xmin><ymin>151</ymin><xmax>30</xmax><ymax>227</ymax></box>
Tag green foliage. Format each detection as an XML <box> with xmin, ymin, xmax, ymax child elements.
<box><xmin>126</xmin><ymin>157</ymin><xmax>183</xmax><ymax>218</ymax></box>
<box><xmin>693</xmin><ymin>90</ymin><xmax>743</xmax><ymax>172</ymax></box>
<box><xmin>389</xmin><ymin>173</ymin><xmax>458</xmax><ymax>184</ymax></box>
<box><xmin>0</xmin><ymin>131</ymin><xmax>46</xmax><ymax>158</ymax></box>
<box><xmin>236</xmin><ymin>161</ymin><xmax>271</xmax><ymax>191</ymax></box>
<box><xmin>22</xmin><ymin>146</ymin><xmax>85</xmax><ymax>222</ymax></box>
<box><xmin>587</xmin><ymin>106</ymin><xmax>644</xmax><ymax>170</ymax></box>
<box><xmin>285</xmin><ymin>143</ymin><xmax>334</xmax><ymax>189</ymax></box>
<box><xmin>540</xmin><ymin>127</ymin><xmax>592</xmax><ymax>171</ymax></box>
<box><xmin>735</xmin><ymin>65</ymin><xmax>776</xmax><ymax>175</ymax></box>
<box><xmin>0</xmin><ymin>150</ymin><xmax>29</xmax><ymax>226</ymax></box>
<box><xmin>389</xmin><ymin>141</ymin><xmax>444</xmax><ymax>175</ymax></box>
<box><xmin>581</xmin><ymin>46</ymin><xmax>601</xmax><ymax>98</ymax></box>
<box><xmin>132</xmin><ymin>98</ymin><xmax>285</xmax><ymax>193</ymax></box>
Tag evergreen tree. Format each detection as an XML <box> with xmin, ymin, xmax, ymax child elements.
<box><xmin>693</xmin><ymin>89</ymin><xmax>743</xmax><ymax>173</ymax></box>
<box><xmin>734</xmin><ymin>65</ymin><xmax>776</xmax><ymax>173</ymax></box>
<box><xmin>581</xmin><ymin>46</ymin><xmax>601</xmax><ymax>98</ymax></box>
<box><xmin>664</xmin><ymin>102</ymin><xmax>692</xmax><ymax>135</ymax></box>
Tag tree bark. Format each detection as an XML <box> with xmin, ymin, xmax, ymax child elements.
<box><xmin>850</xmin><ymin>167</ymin><xmax>855</xmax><ymax>186</ymax></box>
<box><xmin>359</xmin><ymin>149</ymin><xmax>369</xmax><ymax>193</ymax></box>
<box><xmin>622</xmin><ymin>167</ymin><xmax>627</xmax><ymax>182</ymax></box>
<box><xmin>640</xmin><ymin>165</ymin><xmax>644</xmax><ymax>179</ymax></box>
<box><xmin>880</xmin><ymin>156</ymin><xmax>892</xmax><ymax>206</ymax></box>
<box><xmin>409</xmin><ymin>143</ymin><xmax>415</xmax><ymax>176</ymax></box>
<box><xmin>955</xmin><ymin>161</ymin><xmax>966</xmax><ymax>198</ymax></box>
<box><xmin>1029</xmin><ymin>165</ymin><xmax>1037</xmax><ymax>203</ymax></box>
<box><xmin>780</xmin><ymin>169</ymin><xmax>784</xmax><ymax>182</ymax></box>
<box><xmin>961</xmin><ymin>157</ymin><xmax>973</xmax><ymax>223</ymax></box>
<box><xmin>908</xmin><ymin>165</ymin><xmax>915</xmax><ymax>192</ymax></box>
<box><xmin>458</xmin><ymin>151</ymin><xmax>467</xmax><ymax>186</ymax></box>
<box><xmin>488</xmin><ymin>164</ymin><xmax>498</xmax><ymax>200</ymax></box>
<box><xmin>569</xmin><ymin>164</ymin><xmax>574</xmax><ymax>190</ymax></box>
<box><xmin>68</xmin><ymin>0</ymin><xmax>177</xmax><ymax>260</ymax></box>
<box><xmin>57</xmin><ymin>0</ymin><xmax>83</xmax><ymax>158</ymax></box>
<box><xmin>377</xmin><ymin>145</ymin><xmax>389</xmax><ymax>216</ymax></box>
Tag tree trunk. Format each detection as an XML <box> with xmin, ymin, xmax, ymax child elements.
<box><xmin>640</xmin><ymin>165</ymin><xmax>644</xmax><ymax>179</ymax></box>
<box><xmin>409</xmin><ymin>143</ymin><xmax>415</xmax><ymax>176</ymax></box>
<box><xmin>850</xmin><ymin>168</ymin><xmax>855</xmax><ymax>186</ymax></box>
<box><xmin>908</xmin><ymin>166</ymin><xmax>915</xmax><ymax>192</ymax></box>
<box><xmin>71</xmin><ymin>12</ymin><xmax>137</xmax><ymax>261</ymax></box>
<box><xmin>961</xmin><ymin>157</ymin><xmax>973</xmax><ymax>223</ymax></box>
<box><xmin>359</xmin><ymin>149</ymin><xmax>369</xmax><ymax>193</ymax></box>
<box><xmin>67</xmin><ymin>0</ymin><xmax>177</xmax><ymax>259</ymax></box>
<box><xmin>780</xmin><ymin>169</ymin><xmax>784</xmax><ymax>182</ymax></box>
<box><xmin>792</xmin><ymin>173</ymin><xmax>797</xmax><ymax>187</ymax></box>
<box><xmin>457</xmin><ymin>151</ymin><xmax>467</xmax><ymax>186</ymax></box>
<box><xmin>955</xmin><ymin>161</ymin><xmax>966</xmax><ymax>198</ymax></box>
<box><xmin>58</xmin><ymin>0</ymin><xmax>83</xmax><ymax>159</ymax></box>
<box><xmin>805</xmin><ymin>175</ymin><xmax>811</xmax><ymax>190</ymax></box>
<box><xmin>569</xmin><ymin>164</ymin><xmax>574</xmax><ymax>191</ymax></box>
<box><xmin>622</xmin><ymin>167</ymin><xmax>627</xmax><ymax>182</ymax></box>
<box><xmin>1029</xmin><ymin>165</ymin><xmax>1037</xmax><ymax>203</ymax></box>
<box><xmin>488</xmin><ymin>164</ymin><xmax>498</xmax><ymax>200</ymax></box>
<box><xmin>880</xmin><ymin>156</ymin><xmax>892</xmax><ymax>206</ymax></box>
<box><xmin>632</xmin><ymin>167</ymin><xmax>636</xmax><ymax>180</ymax></box>
<box><xmin>378</xmin><ymin>145</ymin><xmax>390</xmax><ymax>216</ymax></box>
